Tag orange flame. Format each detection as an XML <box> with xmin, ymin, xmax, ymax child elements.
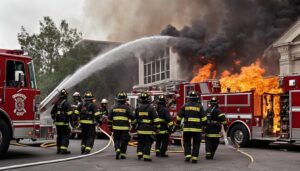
<box><xmin>191</xmin><ymin>59</ymin><xmax>282</xmax><ymax>133</ymax></box>
<box><xmin>219</xmin><ymin>60</ymin><xmax>281</xmax><ymax>95</ymax></box>
<box><xmin>191</xmin><ymin>63</ymin><xmax>215</xmax><ymax>83</ymax></box>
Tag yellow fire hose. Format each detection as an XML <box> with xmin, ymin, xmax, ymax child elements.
<box><xmin>40</xmin><ymin>142</ymin><xmax>56</xmax><ymax>148</ymax></box>
<box><xmin>10</xmin><ymin>141</ymin><xmax>29</xmax><ymax>147</ymax></box>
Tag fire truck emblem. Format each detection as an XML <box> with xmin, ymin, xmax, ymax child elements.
<box><xmin>12</xmin><ymin>93</ymin><xmax>27</xmax><ymax>116</ymax></box>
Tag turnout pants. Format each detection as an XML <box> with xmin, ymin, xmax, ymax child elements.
<box><xmin>137</xmin><ymin>134</ymin><xmax>154</xmax><ymax>159</ymax></box>
<box><xmin>205</xmin><ymin>137</ymin><xmax>220</xmax><ymax>158</ymax></box>
<box><xmin>56</xmin><ymin>125</ymin><xmax>70</xmax><ymax>151</ymax></box>
<box><xmin>56</xmin><ymin>125</ymin><xmax>70</xmax><ymax>150</ymax></box>
<box><xmin>113</xmin><ymin>130</ymin><xmax>131</xmax><ymax>156</ymax></box>
<box><xmin>155</xmin><ymin>133</ymin><xmax>169</xmax><ymax>155</ymax></box>
<box><xmin>183</xmin><ymin>132</ymin><xmax>202</xmax><ymax>160</ymax></box>
<box><xmin>81</xmin><ymin>123</ymin><xmax>96</xmax><ymax>151</ymax></box>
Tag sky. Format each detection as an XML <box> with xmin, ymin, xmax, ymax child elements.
<box><xmin>0</xmin><ymin>0</ymin><xmax>105</xmax><ymax>49</ymax></box>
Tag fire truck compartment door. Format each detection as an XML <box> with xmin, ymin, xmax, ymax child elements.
<box><xmin>290</xmin><ymin>90</ymin><xmax>300</xmax><ymax>140</ymax></box>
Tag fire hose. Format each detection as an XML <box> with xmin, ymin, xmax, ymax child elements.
<box><xmin>0</xmin><ymin>128</ymin><xmax>113</xmax><ymax>171</ymax></box>
<box><xmin>221</xmin><ymin>125</ymin><xmax>254</xmax><ymax>167</ymax></box>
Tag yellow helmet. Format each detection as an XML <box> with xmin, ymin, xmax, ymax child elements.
<box><xmin>84</xmin><ymin>91</ymin><xmax>94</xmax><ymax>101</ymax></box>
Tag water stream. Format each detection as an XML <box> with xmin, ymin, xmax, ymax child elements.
<box><xmin>40</xmin><ymin>36</ymin><xmax>176</xmax><ymax>118</ymax></box>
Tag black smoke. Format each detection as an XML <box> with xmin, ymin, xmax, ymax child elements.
<box><xmin>161</xmin><ymin>0</ymin><xmax>300</xmax><ymax>78</ymax></box>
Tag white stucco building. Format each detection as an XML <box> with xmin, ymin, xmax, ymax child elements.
<box><xmin>273</xmin><ymin>19</ymin><xmax>300</xmax><ymax>75</ymax></box>
<box><xmin>134</xmin><ymin>47</ymin><xmax>185</xmax><ymax>90</ymax></box>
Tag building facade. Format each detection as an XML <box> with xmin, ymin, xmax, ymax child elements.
<box><xmin>273</xmin><ymin>19</ymin><xmax>300</xmax><ymax>75</ymax></box>
<box><xmin>135</xmin><ymin>47</ymin><xmax>185</xmax><ymax>89</ymax></box>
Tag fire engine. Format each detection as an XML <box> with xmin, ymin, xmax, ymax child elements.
<box><xmin>0</xmin><ymin>49</ymin><xmax>53</xmax><ymax>155</ymax></box>
<box><xmin>128</xmin><ymin>75</ymin><xmax>300</xmax><ymax>147</ymax></box>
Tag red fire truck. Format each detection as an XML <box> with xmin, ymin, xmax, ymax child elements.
<box><xmin>128</xmin><ymin>75</ymin><xmax>300</xmax><ymax>147</ymax></box>
<box><xmin>0</xmin><ymin>49</ymin><xmax>53</xmax><ymax>155</ymax></box>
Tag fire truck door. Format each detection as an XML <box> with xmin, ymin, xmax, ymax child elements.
<box><xmin>290</xmin><ymin>90</ymin><xmax>300</xmax><ymax>140</ymax></box>
<box><xmin>5</xmin><ymin>60</ymin><xmax>35</xmax><ymax>138</ymax></box>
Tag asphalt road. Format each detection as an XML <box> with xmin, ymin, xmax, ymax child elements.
<box><xmin>0</xmin><ymin>139</ymin><xmax>299</xmax><ymax>171</ymax></box>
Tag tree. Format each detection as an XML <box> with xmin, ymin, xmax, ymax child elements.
<box><xmin>18</xmin><ymin>16</ymin><xmax>82</xmax><ymax>98</ymax></box>
<box><xmin>18</xmin><ymin>16</ymin><xmax>82</xmax><ymax>75</ymax></box>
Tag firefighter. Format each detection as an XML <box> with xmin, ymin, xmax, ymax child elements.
<box><xmin>78</xmin><ymin>91</ymin><xmax>102</xmax><ymax>154</ymax></box>
<box><xmin>99</xmin><ymin>98</ymin><xmax>109</xmax><ymax>116</ymax></box>
<box><xmin>108</xmin><ymin>93</ymin><xmax>134</xmax><ymax>160</ymax></box>
<box><xmin>205</xmin><ymin>97</ymin><xmax>227</xmax><ymax>160</ymax></box>
<box><xmin>175</xmin><ymin>91</ymin><xmax>207</xmax><ymax>163</ymax></box>
<box><xmin>155</xmin><ymin>95</ymin><xmax>173</xmax><ymax>157</ymax></box>
<box><xmin>71</xmin><ymin>92</ymin><xmax>83</xmax><ymax>129</ymax></box>
<box><xmin>134</xmin><ymin>92</ymin><xmax>160</xmax><ymax>161</ymax></box>
<box><xmin>51</xmin><ymin>89</ymin><xmax>73</xmax><ymax>154</ymax></box>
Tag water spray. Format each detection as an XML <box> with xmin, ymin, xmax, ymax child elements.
<box><xmin>39</xmin><ymin>36</ymin><xmax>176</xmax><ymax>114</ymax></box>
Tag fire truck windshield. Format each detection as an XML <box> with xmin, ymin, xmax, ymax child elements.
<box><xmin>28</xmin><ymin>62</ymin><xmax>37</xmax><ymax>89</ymax></box>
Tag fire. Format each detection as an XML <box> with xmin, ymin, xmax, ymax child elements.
<box><xmin>219</xmin><ymin>60</ymin><xmax>281</xmax><ymax>95</ymax></box>
<box><xmin>191</xmin><ymin>59</ymin><xmax>282</xmax><ymax>133</ymax></box>
<box><xmin>191</xmin><ymin>63</ymin><xmax>215</xmax><ymax>83</ymax></box>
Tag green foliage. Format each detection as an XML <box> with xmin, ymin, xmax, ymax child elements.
<box><xmin>17</xmin><ymin>16</ymin><xmax>139</xmax><ymax>103</ymax></box>
<box><xmin>17</xmin><ymin>16</ymin><xmax>82</xmax><ymax>98</ymax></box>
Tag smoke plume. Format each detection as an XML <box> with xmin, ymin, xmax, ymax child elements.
<box><xmin>161</xmin><ymin>0</ymin><xmax>300</xmax><ymax>77</ymax></box>
<box><xmin>84</xmin><ymin>0</ymin><xmax>300</xmax><ymax>79</ymax></box>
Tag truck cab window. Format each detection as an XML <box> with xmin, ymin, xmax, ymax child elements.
<box><xmin>6</xmin><ymin>60</ymin><xmax>26</xmax><ymax>87</ymax></box>
<box><xmin>28</xmin><ymin>62</ymin><xmax>37</xmax><ymax>89</ymax></box>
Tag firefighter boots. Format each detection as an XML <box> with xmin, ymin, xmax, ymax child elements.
<box><xmin>185</xmin><ymin>156</ymin><xmax>191</xmax><ymax>162</ymax></box>
<box><xmin>137</xmin><ymin>154</ymin><xmax>143</xmax><ymax>160</ymax></box>
<box><xmin>116</xmin><ymin>151</ymin><xmax>120</xmax><ymax>160</ymax></box>
<box><xmin>61</xmin><ymin>149</ymin><xmax>71</xmax><ymax>154</ymax></box>
<box><xmin>120</xmin><ymin>154</ymin><xmax>126</xmax><ymax>159</ymax></box>
<box><xmin>144</xmin><ymin>158</ymin><xmax>152</xmax><ymax>162</ymax></box>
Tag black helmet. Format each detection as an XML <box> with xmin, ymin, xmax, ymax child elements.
<box><xmin>210</xmin><ymin>96</ymin><xmax>218</xmax><ymax>105</ymax></box>
<box><xmin>139</xmin><ymin>92</ymin><xmax>150</xmax><ymax>103</ymax></box>
<box><xmin>84</xmin><ymin>91</ymin><xmax>94</xmax><ymax>101</ymax></box>
<box><xmin>189</xmin><ymin>91</ymin><xmax>198</xmax><ymax>100</ymax></box>
<box><xmin>116</xmin><ymin>92</ymin><xmax>127</xmax><ymax>101</ymax></box>
<box><xmin>158</xmin><ymin>95</ymin><xmax>166</xmax><ymax>104</ymax></box>
<box><xmin>60</xmin><ymin>89</ymin><xmax>68</xmax><ymax>99</ymax></box>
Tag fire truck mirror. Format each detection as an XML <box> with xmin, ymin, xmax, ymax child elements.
<box><xmin>289</xmin><ymin>79</ymin><xmax>296</xmax><ymax>87</ymax></box>
<box><xmin>15</xmin><ymin>71</ymin><xmax>25</xmax><ymax>87</ymax></box>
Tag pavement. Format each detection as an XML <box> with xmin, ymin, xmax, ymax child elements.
<box><xmin>0</xmin><ymin>139</ymin><xmax>299</xmax><ymax>171</ymax></box>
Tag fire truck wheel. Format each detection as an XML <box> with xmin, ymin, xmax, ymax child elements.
<box><xmin>230</xmin><ymin>124</ymin><xmax>249</xmax><ymax>147</ymax></box>
<box><xmin>0</xmin><ymin>120</ymin><xmax>11</xmax><ymax>155</ymax></box>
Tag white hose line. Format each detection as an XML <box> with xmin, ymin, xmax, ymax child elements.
<box><xmin>221</xmin><ymin>126</ymin><xmax>254</xmax><ymax>167</ymax></box>
<box><xmin>0</xmin><ymin>128</ymin><xmax>113</xmax><ymax>171</ymax></box>
<box><xmin>237</xmin><ymin>148</ymin><xmax>254</xmax><ymax>164</ymax></box>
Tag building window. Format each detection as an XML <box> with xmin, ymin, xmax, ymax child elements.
<box><xmin>143</xmin><ymin>53</ymin><xmax>170</xmax><ymax>84</ymax></box>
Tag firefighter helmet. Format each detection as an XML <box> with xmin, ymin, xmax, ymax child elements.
<box><xmin>210</xmin><ymin>96</ymin><xmax>218</xmax><ymax>105</ymax></box>
<box><xmin>101</xmin><ymin>98</ymin><xmax>108</xmax><ymax>104</ymax></box>
<box><xmin>73</xmin><ymin>92</ymin><xmax>81</xmax><ymax>98</ymax></box>
<box><xmin>188</xmin><ymin>91</ymin><xmax>198</xmax><ymax>99</ymax></box>
<box><xmin>84</xmin><ymin>91</ymin><xmax>94</xmax><ymax>101</ymax></box>
<box><xmin>158</xmin><ymin>95</ymin><xmax>166</xmax><ymax>104</ymax></box>
<box><xmin>139</xmin><ymin>92</ymin><xmax>150</xmax><ymax>102</ymax></box>
<box><xmin>60</xmin><ymin>88</ymin><xmax>68</xmax><ymax>98</ymax></box>
<box><xmin>116</xmin><ymin>92</ymin><xmax>127</xmax><ymax>101</ymax></box>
